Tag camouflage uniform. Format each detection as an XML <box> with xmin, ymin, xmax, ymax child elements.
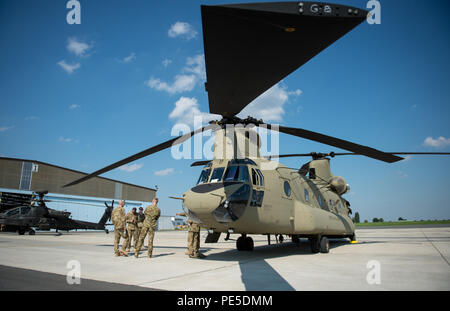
<box><xmin>177</xmin><ymin>212</ymin><xmax>203</xmax><ymax>258</ymax></box>
<box><xmin>125</xmin><ymin>211</ymin><xmax>138</xmax><ymax>251</ymax></box>
<box><xmin>136</xmin><ymin>211</ymin><xmax>145</xmax><ymax>238</ymax></box>
<box><xmin>135</xmin><ymin>204</ymin><xmax>160</xmax><ymax>258</ymax></box>
<box><xmin>187</xmin><ymin>220</ymin><xmax>202</xmax><ymax>258</ymax></box>
<box><xmin>111</xmin><ymin>205</ymin><xmax>128</xmax><ymax>256</ymax></box>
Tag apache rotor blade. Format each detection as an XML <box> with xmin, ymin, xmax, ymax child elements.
<box><xmin>264</xmin><ymin>125</ymin><xmax>403</xmax><ymax>163</ymax></box>
<box><xmin>63</xmin><ymin>124</ymin><xmax>216</xmax><ymax>188</ymax></box>
<box><xmin>202</xmin><ymin>2</ymin><xmax>368</xmax><ymax>117</ymax></box>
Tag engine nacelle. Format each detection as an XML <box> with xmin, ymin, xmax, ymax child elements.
<box><xmin>328</xmin><ymin>176</ymin><xmax>348</xmax><ymax>195</ymax></box>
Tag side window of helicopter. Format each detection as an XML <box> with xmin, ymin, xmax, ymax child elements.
<box><xmin>337</xmin><ymin>202</ymin><xmax>342</xmax><ymax>213</ymax></box>
<box><xmin>20</xmin><ymin>206</ymin><xmax>31</xmax><ymax>215</ymax></box>
<box><xmin>283</xmin><ymin>181</ymin><xmax>291</xmax><ymax>197</ymax></box>
<box><xmin>256</xmin><ymin>169</ymin><xmax>264</xmax><ymax>187</ymax></box>
<box><xmin>197</xmin><ymin>168</ymin><xmax>211</xmax><ymax>184</ymax></box>
<box><xmin>304</xmin><ymin>189</ymin><xmax>309</xmax><ymax>202</ymax></box>
<box><xmin>210</xmin><ymin>167</ymin><xmax>225</xmax><ymax>182</ymax></box>
<box><xmin>318</xmin><ymin>194</ymin><xmax>323</xmax><ymax>208</ymax></box>
<box><xmin>251</xmin><ymin>168</ymin><xmax>259</xmax><ymax>186</ymax></box>
<box><xmin>6</xmin><ymin>208</ymin><xmax>20</xmax><ymax>217</ymax></box>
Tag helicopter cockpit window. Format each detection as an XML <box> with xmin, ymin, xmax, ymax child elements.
<box><xmin>283</xmin><ymin>181</ymin><xmax>291</xmax><ymax>197</ymax></box>
<box><xmin>224</xmin><ymin>166</ymin><xmax>250</xmax><ymax>183</ymax></box>
<box><xmin>197</xmin><ymin>168</ymin><xmax>211</xmax><ymax>185</ymax></box>
<box><xmin>251</xmin><ymin>169</ymin><xmax>259</xmax><ymax>185</ymax></box>
<box><xmin>6</xmin><ymin>208</ymin><xmax>19</xmax><ymax>217</ymax></box>
<box><xmin>318</xmin><ymin>194</ymin><xmax>323</xmax><ymax>208</ymax></box>
<box><xmin>20</xmin><ymin>206</ymin><xmax>31</xmax><ymax>215</ymax></box>
<box><xmin>304</xmin><ymin>189</ymin><xmax>309</xmax><ymax>202</ymax></box>
<box><xmin>256</xmin><ymin>169</ymin><xmax>264</xmax><ymax>186</ymax></box>
<box><xmin>210</xmin><ymin>167</ymin><xmax>225</xmax><ymax>183</ymax></box>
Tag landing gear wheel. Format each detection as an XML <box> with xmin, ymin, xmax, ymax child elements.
<box><xmin>236</xmin><ymin>236</ymin><xmax>245</xmax><ymax>251</ymax></box>
<box><xmin>237</xmin><ymin>236</ymin><xmax>254</xmax><ymax>251</ymax></box>
<box><xmin>292</xmin><ymin>235</ymin><xmax>300</xmax><ymax>245</ymax></box>
<box><xmin>309</xmin><ymin>236</ymin><xmax>320</xmax><ymax>253</ymax></box>
<box><xmin>18</xmin><ymin>229</ymin><xmax>25</xmax><ymax>235</ymax></box>
<box><xmin>320</xmin><ymin>237</ymin><xmax>329</xmax><ymax>253</ymax></box>
<box><xmin>29</xmin><ymin>230</ymin><xmax>36</xmax><ymax>235</ymax></box>
<box><xmin>279</xmin><ymin>235</ymin><xmax>284</xmax><ymax>243</ymax></box>
<box><xmin>245</xmin><ymin>237</ymin><xmax>254</xmax><ymax>251</ymax></box>
<box><xmin>349</xmin><ymin>234</ymin><xmax>356</xmax><ymax>242</ymax></box>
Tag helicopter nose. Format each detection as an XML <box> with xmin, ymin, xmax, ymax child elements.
<box><xmin>183</xmin><ymin>182</ymin><xmax>250</xmax><ymax>223</ymax></box>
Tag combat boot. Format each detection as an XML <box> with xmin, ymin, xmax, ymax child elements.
<box><xmin>121</xmin><ymin>250</ymin><xmax>128</xmax><ymax>257</ymax></box>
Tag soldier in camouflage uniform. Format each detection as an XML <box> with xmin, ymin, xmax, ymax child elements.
<box><xmin>111</xmin><ymin>200</ymin><xmax>128</xmax><ymax>257</ymax></box>
<box><xmin>124</xmin><ymin>207</ymin><xmax>138</xmax><ymax>252</ymax></box>
<box><xmin>136</xmin><ymin>207</ymin><xmax>145</xmax><ymax>240</ymax></box>
<box><xmin>134</xmin><ymin>198</ymin><xmax>160</xmax><ymax>258</ymax></box>
<box><xmin>177</xmin><ymin>212</ymin><xmax>206</xmax><ymax>259</ymax></box>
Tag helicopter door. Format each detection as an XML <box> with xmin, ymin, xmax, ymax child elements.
<box><xmin>250</xmin><ymin>168</ymin><xmax>264</xmax><ymax>207</ymax></box>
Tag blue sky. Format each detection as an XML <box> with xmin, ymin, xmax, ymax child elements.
<box><xmin>0</xmin><ymin>0</ymin><xmax>449</xmax><ymax>222</ymax></box>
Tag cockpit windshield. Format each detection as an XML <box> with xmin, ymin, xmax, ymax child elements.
<box><xmin>224</xmin><ymin>166</ymin><xmax>250</xmax><ymax>183</ymax></box>
<box><xmin>210</xmin><ymin>167</ymin><xmax>225</xmax><ymax>183</ymax></box>
<box><xmin>196</xmin><ymin>168</ymin><xmax>211</xmax><ymax>185</ymax></box>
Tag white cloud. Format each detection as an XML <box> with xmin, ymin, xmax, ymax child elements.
<box><xmin>169</xmin><ymin>97</ymin><xmax>219</xmax><ymax>126</ymax></box>
<box><xmin>238</xmin><ymin>84</ymin><xmax>292</xmax><ymax>122</ymax></box>
<box><xmin>168</xmin><ymin>22</ymin><xmax>197</xmax><ymax>40</ymax></box>
<box><xmin>147</xmin><ymin>75</ymin><xmax>197</xmax><ymax>94</ymax></box>
<box><xmin>59</xmin><ymin>136</ymin><xmax>78</xmax><ymax>143</ymax></box>
<box><xmin>147</xmin><ymin>54</ymin><xmax>205</xmax><ymax>94</ymax></box>
<box><xmin>123</xmin><ymin>52</ymin><xmax>136</xmax><ymax>63</ymax></box>
<box><xmin>184</xmin><ymin>54</ymin><xmax>206</xmax><ymax>80</ymax></box>
<box><xmin>118</xmin><ymin>163</ymin><xmax>143</xmax><ymax>172</ymax></box>
<box><xmin>423</xmin><ymin>136</ymin><xmax>450</xmax><ymax>148</ymax></box>
<box><xmin>67</xmin><ymin>37</ymin><xmax>91</xmax><ymax>57</ymax></box>
<box><xmin>0</xmin><ymin>126</ymin><xmax>13</xmax><ymax>132</ymax></box>
<box><xmin>162</xmin><ymin>59</ymin><xmax>172</xmax><ymax>67</ymax></box>
<box><xmin>69</xmin><ymin>104</ymin><xmax>80</xmax><ymax>110</ymax></box>
<box><xmin>288</xmin><ymin>89</ymin><xmax>302</xmax><ymax>96</ymax></box>
<box><xmin>154</xmin><ymin>168</ymin><xmax>175</xmax><ymax>176</ymax></box>
<box><xmin>58</xmin><ymin>60</ymin><xmax>80</xmax><ymax>74</ymax></box>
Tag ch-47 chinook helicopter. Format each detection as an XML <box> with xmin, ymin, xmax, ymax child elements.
<box><xmin>63</xmin><ymin>2</ymin><xmax>450</xmax><ymax>253</ymax></box>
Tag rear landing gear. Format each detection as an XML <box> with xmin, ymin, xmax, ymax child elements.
<box><xmin>29</xmin><ymin>229</ymin><xmax>36</xmax><ymax>235</ymax></box>
<box><xmin>236</xmin><ymin>235</ymin><xmax>254</xmax><ymax>251</ymax></box>
<box><xmin>309</xmin><ymin>235</ymin><xmax>330</xmax><ymax>253</ymax></box>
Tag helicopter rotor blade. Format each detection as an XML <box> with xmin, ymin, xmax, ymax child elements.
<box><xmin>191</xmin><ymin>160</ymin><xmax>211</xmax><ymax>167</ymax></box>
<box><xmin>63</xmin><ymin>124</ymin><xmax>216</xmax><ymax>188</ymax></box>
<box><xmin>268</xmin><ymin>152</ymin><xmax>450</xmax><ymax>159</ymax></box>
<box><xmin>263</xmin><ymin>124</ymin><xmax>403</xmax><ymax>163</ymax></box>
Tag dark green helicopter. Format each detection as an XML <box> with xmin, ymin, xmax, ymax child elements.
<box><xmin>0</xmin><ymin>191</ymin><xmax>113</xmax><ymax>235</ymax></box>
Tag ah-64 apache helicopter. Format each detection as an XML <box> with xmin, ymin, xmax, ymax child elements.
<box><xmin>64</xmin><ymin>2</ymin><xmax>450</xmax><ymax>253</ymax></box>
<box><xmin>0</xmin><ymin>191</ymin><xmax>114</xmax><ymax>235</ymax></box>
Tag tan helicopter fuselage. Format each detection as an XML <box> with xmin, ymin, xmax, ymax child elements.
<box><xmin>182</xmin><ymin>127</ymin><xmax>355</xmax><ymax>238</ymax></box>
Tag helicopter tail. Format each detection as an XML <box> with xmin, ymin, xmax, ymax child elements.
<box><xmin>98</xmin><ymin>200</ymin><xmax>114</xmax><ymax>227</ymax></box>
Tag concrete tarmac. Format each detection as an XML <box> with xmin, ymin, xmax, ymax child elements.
<box><xmin>0</xmin><ymin>227</ymin><xmax>449</xmax><ymax>291</ymax></box>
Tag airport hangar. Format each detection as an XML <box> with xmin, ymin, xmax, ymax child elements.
<box><xmin>0</xmin><ymin>156</ymin><xmax>184</xmax><ymax>230</ymax></box>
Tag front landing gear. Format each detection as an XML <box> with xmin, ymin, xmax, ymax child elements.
<box><xmin>236</xmin><ymin>235</ymin><xmax>254</xmax><ymax>251</ymax></box>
